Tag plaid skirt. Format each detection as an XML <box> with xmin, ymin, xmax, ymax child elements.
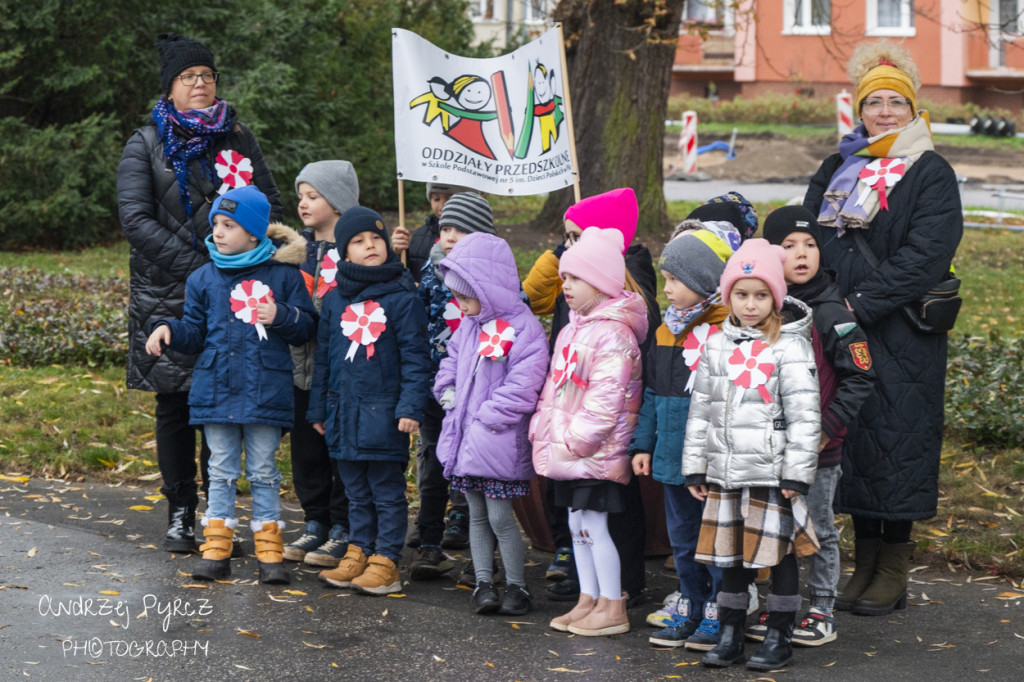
<box><xmin>695</xmin><ymin>485</ymin><xmax>820</xmax><ymax>569</ymax></box>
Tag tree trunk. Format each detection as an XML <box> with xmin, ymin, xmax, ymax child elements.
<box><xmin>536</xmin><ymin>0</ymin><xmax>685</xmax><ymax>236</ymax></box>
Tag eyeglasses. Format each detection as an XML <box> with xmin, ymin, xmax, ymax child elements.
<box><xmin>563</xmin><ymin>231</ymin><xmax>581</xmax><ymax>245</ymax></box>
<box><xmin>177</xmin><ymin>71</ymin><xmax>219</xmax><ymax>86</ymax></box>
<box><xmin>861</xmin><ymin>97</ymin><xmax>911</xmax><ymax>114</ymax></box>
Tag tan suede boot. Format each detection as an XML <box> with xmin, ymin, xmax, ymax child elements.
<box><xmin>254</xmin><ymin>521</ymin><xmax>290</xmax><ymax>585</ymax></box>
<box><xmin>549</xmin><ymin>593</ymin><xmax>597</xmax><ymax>632</ymax></box>
<box><xmin>351</xmin><ymin>554</ymin><xmax>402</xmax><ymax>595</ymax></box>
<box><xmin>319</xmin><ymin>545</ymin><xmax>368</xmax><ymax>588</ymax></box>
<box><xmin>192</xmin><ymin>518</ymin><xmax>236</xmax><ymax>581</ymax></box>
<box><xmin>568</xmin><ymin>595</ymin><xmax>630</xmax><ymax>636</ymax></box>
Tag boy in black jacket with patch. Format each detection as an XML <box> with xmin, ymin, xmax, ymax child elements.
<box><xmin>758</xmin><ymin>206</ymin><xmax>876</xmax><ymax>647</ymax></box>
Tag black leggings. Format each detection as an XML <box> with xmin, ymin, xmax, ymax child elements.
<box><xmin>852</xmin><ymin>516</ymin><xmax>913</xmax><ymax>544</ymax></box>
<box><xmin>722</xmin><ymin>553</ymin><xmax>799</xmax><ymax>596</ymax></box>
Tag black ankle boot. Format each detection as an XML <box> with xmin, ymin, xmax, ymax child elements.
<box><xmin>702</xmin><ymin>605</ymin><xmax>746</xmax><ymax>667</ymax></box>
<box><xmin>163</xmin><ymin>505</ymin><xmax>197</xmax><ymax>553</ymax></box>
<box><xmin>746</xmin><ymin>612</ymin><xmax>795</xmax><ymax>671</ymax></box>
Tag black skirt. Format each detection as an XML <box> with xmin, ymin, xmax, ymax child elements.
<box><xmin>551</xmin><ymin>478</ymin><xmax>627</xmax><ymax>514</ymax></box>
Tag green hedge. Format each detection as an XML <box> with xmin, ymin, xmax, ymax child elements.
<box><xmin>945</xmin><ymin>333</ymin><xmax>1024</xmax><ymax>448</ymax></box>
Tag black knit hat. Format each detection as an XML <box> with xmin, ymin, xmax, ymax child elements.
<box><xmin>334</xmin><ymin>206</ymin><xmax>392</xmax><ymax>252</ymax></box>
<box><xmin>762</xmin><ymin>206</ymin><xmax>823</xmax><ymax>248</ymax></box>
<box><xmin>156</xmin><ymin>33</ymin><xmax>216</xmax><ymax>94</ymax></box>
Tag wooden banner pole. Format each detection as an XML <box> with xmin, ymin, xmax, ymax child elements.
<box><xmin>556</xmin><ymin>22</ymin><xmax>581</xmax><ymax>203</ymax></box>
<box><xmin>397</xmin><ymin>178</ymin><xmax>407</xmax><ymax>266</ymax></box>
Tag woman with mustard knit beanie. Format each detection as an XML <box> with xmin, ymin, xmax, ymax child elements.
<box><xmin>802</xmin><ymin>41</ymin><xmax>962</xmax><ymax>618</ymax></box>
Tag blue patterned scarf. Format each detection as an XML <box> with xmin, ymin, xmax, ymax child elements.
<box><xmin>664</xmin><ymin>291</ymin><xmax>721</xmax><ymax>335</ymax></box>
<box><xmin>151</xmin><ymin>97</ymin><xmax>235</xmax><ymax>222</ymax></box>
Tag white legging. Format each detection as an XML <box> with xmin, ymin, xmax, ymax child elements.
<box><xmin>568</xmin><ymin>508</ymin><xmax>621</xmax><ymax>600</ymax></box>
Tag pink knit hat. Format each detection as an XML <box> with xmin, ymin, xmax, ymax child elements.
<box><xmin>719</xmin><ymin>238</ymin><xmax>788</xmax><ymax>311</ymax></box>
<box><xmin>559</xmin><ymin>227</ymin><xmax>626</xmax><ymax>298</ymax></box>
<box><xmin>563</xmin><ymin>187</ymin><xmax>638</xmax><ymax>254</ymax></box>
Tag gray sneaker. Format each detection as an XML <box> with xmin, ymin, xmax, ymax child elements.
<box><xmin>303</xmin><ymin>525</ymin><xmax>349</xmax><ymax>567</ymax></box>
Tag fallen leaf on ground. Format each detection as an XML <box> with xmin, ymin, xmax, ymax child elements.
<box><xmin>302</xmin><ymin>641</ymin><xmax>327</xmax><ymax>649</ymax></box>
<box><xmin>283</xmin><ymin>590</ymin><xmax>307</xmax><ymax>596</ymax></box>
<box><xmin>26</xmin><ymin>547</ymin><xmax>37</xmax><ymax>558</ymax></box>
<box><xmin>99</xmin><ymin>590</ymin><xmax>120</xmax><ymax>596</ymax></box>
<box><xmin>236</xmin><ymin>628</ymin><xmax>260</xmax><ymax>638</ymax></box>
<box><xmin>128</xmin><ymin>506</ymin><xmax>153</xmax><ymax>512</ymax></box>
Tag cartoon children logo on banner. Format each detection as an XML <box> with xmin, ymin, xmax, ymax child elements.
<box><xmin>229</xmin><ymin>279</ymin><xmax>274</xmax><ymax>341</ymax></box>
<box><xmin>409</xmin><ymin>59</ymin><xmax>565</xmax><ymax>162</ymax></box>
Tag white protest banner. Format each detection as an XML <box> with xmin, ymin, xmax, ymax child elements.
<box><xmin>392</xmin><ymin>27</ymin><xmax>575</xmax><ymax>196</ymax></box>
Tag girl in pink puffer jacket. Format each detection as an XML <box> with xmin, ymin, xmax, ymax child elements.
<box><xmin>530</xmin><ymin>227</ymin><xmax>648</xmax><ymax>638</ymax></box>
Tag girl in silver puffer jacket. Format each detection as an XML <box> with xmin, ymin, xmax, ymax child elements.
<box><xmin>683</xmin><ymin>239</ymin><xmax>820</xmax><ymax>672</ymax></box>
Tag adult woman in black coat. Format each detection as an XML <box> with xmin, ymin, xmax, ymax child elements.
<box><xmin>803</xmin><ymin>41</ymin><xmax>962</xmax><ymax>616</ymax></box>
<box><xmin>117</xmin><ymin>34</ymin><xmax>282</xmax><ymax>552</ymax></box>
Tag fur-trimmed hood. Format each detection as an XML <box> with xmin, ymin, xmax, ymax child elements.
<box><xmin>268</xmin><ymin>223</ymin><xmax>306</xmax><ymax>265</ymax></box>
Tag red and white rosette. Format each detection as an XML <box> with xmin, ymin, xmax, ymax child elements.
<box><xmin>214</xmin><ymin>150</ymin><xmax>254</xmax><ymax>194</ymax></box>
<box><xmin>340</xmin><ymin>300</ymin><xmax>387</xmax><ymax>361</ymax></box>
<box><xmin>726</xmin><ymin>339</ymin><xmax>775</xmax><ymax>406</ymax></box>
<box><xmin>443</xmin><ymin>298</ymin><xmax>464</xmax><ymax>334</ymax></box>
<box><xmin>551</xmin><ymin>342</ymin><xmax>588</xmax><ymax>391</ymax></box>
<box><xmin>856</xmin><ymin>157</ymin><xmax>906</xmax><ymax>212</ymax></box>
<box><xmin>316</xmin><ymin>248</ymin><xmax>341</xmax><ymax>298</ymax></box>
<box><xmin>477</xmin><ymin>318</ymin><xmax>516</xmax><ymax>360</ymax></box>
<box><xmin>229</xmin><ymin>279</ymin><xmax>275</xmax><ymax>341</ymax></box>
<box><xmin>681</xmin><ymin>322</ymin><xmax>720</xmax><ymax>392</ymax></box>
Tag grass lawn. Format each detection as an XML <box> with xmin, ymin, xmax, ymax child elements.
<box><xmin>1</xmin><ymin>226</ymin><xmax>1022</xmax><ymax>579</ymax></box>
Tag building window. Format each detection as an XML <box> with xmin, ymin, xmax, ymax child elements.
<box><xmin>998</xmin><ymin>0</ymin><xmax>1023</xmax><ymax>35</ymax></box>
<box><xmin>683</xmin><ymin>0</ymin><xmax>732</xmax><ymax>31</ymax></box>
<box><xmin>470</xmin><ymin>0</ymin><xmax>496</xmax><ymax>21</ymax></box>
<box><xmin>867</xmin><ymin>0</ymin><xmax>915</xmax><ymax>37</ymax></box>
<box><xmin>523</xmin><ymin>0</ymin><xmax>549</xmax><ymax>24</ymax></box>
<box><xmin>784</xmin><ymin>0</ymin><xmax>831</xmax><ymax>35</ymax></box>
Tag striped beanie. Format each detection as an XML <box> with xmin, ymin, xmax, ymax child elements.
<box><xmin>439</xmin><ymin>192</ymin><xmax>495</xmax><ymax>235</ymax></box>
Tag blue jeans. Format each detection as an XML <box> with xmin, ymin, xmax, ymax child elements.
<box><xmin>802</xmin><ymin>464</ymin><xmax>842</xmax><ymax>609</ymax></box>
<box><xmin>204</xmin><ymin>424</ymin><xmax>283</xmax><ymax>523</ymax></box>
<box><xmin>337</xmin><ymin>459</ymin><xmax>408</xmax><ymax>563</ymax></box>
<box><xmin>664</xmin><ymin>482</ymin><xmax>722</xmax><ymax>616</ymax></box>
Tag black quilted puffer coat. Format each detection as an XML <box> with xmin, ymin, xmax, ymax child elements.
<box><xmin>117</xmin><ymin>114</ymin><xmax>282</xmax><ymax>393</ymax></box>
<box><xmin>803</xmin><ymin>150</ymin><xmax>962</xmax><ymax>521</ymax></box>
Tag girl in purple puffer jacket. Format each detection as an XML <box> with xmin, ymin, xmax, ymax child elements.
<box><xmin>434</xmin><ymin>232</ymin><xmax>550</xmax><ymax>617</ymax></box>
<box><xmin>530</xmin><ymin>227</ymin><xmax>648</xmax><ymax>638</ymax></box>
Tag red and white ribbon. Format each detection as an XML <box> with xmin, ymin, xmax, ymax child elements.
<box><xmin>726</xmin><ymin>339</ymin><xmax>775</xmax><ymax>406</ymax></box>
<box><xmin>856</xmin><ymin>157</ymin><xmax>906</xmax><ymax>212</ymax></box>
<box><xmin>229</xmin><ymin>279</ymin><xmax>275</xmax><ymax>341</ymax></box>
<box><xmin>551</xmin><ymin>342</ymin><xmax>588</xmax><ymax>391</ymax></box>
<box><xmin>214</xmin><ymin>150</ymin><xmax>254</xmax><ymax>194</ymax></box>
<box><xmin>340</xmin><ymin>300</ymin><xmax>387</xmax><ymax>361</ymax></box>
<box><xmin>681</xmin><ymin>322</ymin><xmax>720</xmax><ymax>392</ymax></box>
<box><xmin>477</xmin><ymin>318</ymin><xmax>516</xmax><ymax>359</ymax></box>
<box><xmin>316</xmin><ymin>248</ymin><xmax>341</xmax><ymax>298</ymax></box>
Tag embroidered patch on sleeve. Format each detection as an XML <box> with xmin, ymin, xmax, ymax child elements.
<box><xmin>849</xmin><ymin>341</ymin><xmax>872</xmax><ymax>371</ymax></box>
<box><xmin>834</xmin><ymin>321</ymin><xmax>858</xmax><ymax>338</ymax></box>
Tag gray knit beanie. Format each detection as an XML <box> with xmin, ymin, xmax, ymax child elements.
<box><xmin>426</xmin><ymin>182</ymin><xmax>475</xmax><ymax>201</ymax></box>
<box><xmin>439</xmin><ymin>192</ymin><xmax>494</xmax><ymax>235</ymax></box>
<box><xmin>658</xmin><ymin>230</ymin><xmax>729</xmax><ymax>299</ymax></box>
<box><xmin>295</xmin><ymin>161</ymin><xmax>360</xmax><ymax>214</ymax></box>
<box><xmin>443</xmin><ymin>270</ymin><xmax>477</xmax><ymax>300</ymax></box>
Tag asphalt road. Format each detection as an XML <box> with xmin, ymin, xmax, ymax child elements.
<box><xmin>663</xmin><ymin>177</ymin><xmax>1023</xmax><ymax>212</ymax></box>
<box><xmin>2</xmin><ymin>477</ymin><xmax>1022</xmax><ymax>681</ymax></box>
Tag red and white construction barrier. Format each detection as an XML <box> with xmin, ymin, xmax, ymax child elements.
<box><xmin>678</xmin><ymin>110</ymin><xmax>698</xmax><ymax>174</ymax></box>
<box><xmin>836</xmin><ymin>90</ymin><xmax>854</xmax><ymax>138</ymax></box>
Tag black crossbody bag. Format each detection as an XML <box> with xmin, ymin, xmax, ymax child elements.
<box><xmin>852</xmin><ymin>231</ymin><xmax>962</xmax><ymax>334</ymax></box>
